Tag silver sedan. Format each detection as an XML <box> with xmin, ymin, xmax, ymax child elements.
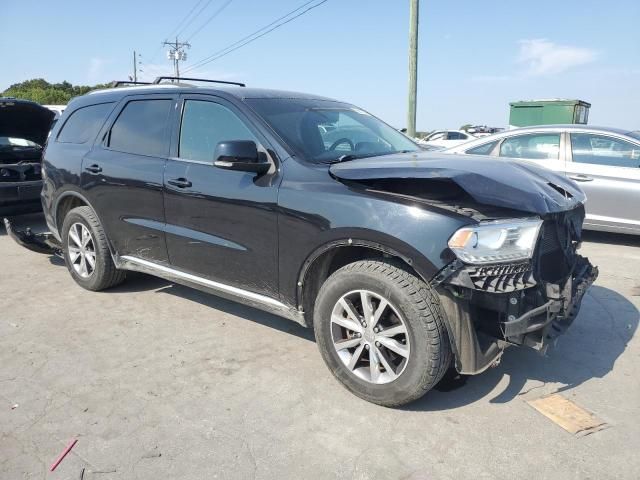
<box><xmin>445</xmin><ymin>125</ymin><xmax>640</xmax><ymax>235</ymax></box>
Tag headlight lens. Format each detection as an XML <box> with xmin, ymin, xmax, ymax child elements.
<box><xmin>448</xmin><ymin>218</ymin><xmax>543</xmax><ymax>264</ymax></box>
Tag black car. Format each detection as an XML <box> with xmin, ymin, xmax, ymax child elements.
<box><xmin>8</xmin><ymin>78</ymin><xmax>597</xmax><ymax>406</ymax></box>
<box><xmin>0</xmin><ymin>97</ymin><xmax>55</xmax><ymax>215</ymax></box>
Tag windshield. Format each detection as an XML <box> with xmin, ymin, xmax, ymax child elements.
<box><xmin>245</xmin><ymin>98</ymin><xmax>419</xmax><ymax>163</ymax></box>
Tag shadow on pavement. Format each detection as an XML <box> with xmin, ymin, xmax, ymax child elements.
<box><xmin>156</xmin><ymin>282</ymin><xmax>315</xmax><ymax>342</ymax></box>
<box><xmin>407</xmin><ymin>285</ymin><xmax>638</xmax><ymax>411</ymax></box>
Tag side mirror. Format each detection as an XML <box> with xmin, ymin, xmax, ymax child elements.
<box><xmin>214</xmin><ymin>140</ymin><xmax>269</xmax><ymax>174</ymax></box>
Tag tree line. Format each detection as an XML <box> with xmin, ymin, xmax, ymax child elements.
<box><xmin>1</xmin><ymin>79</ymin><xmax>110</xmax><ymax>104</ymax></box>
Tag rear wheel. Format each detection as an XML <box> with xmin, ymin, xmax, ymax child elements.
<box><xmin>61</xmin><ymin>206</ymin><xmax>125</xmax><ymax>291</ymax></box>
<box><xmin>313</xmin><ymin>260</ymin><xmax>452</xmax><ymax>407</ymax></box>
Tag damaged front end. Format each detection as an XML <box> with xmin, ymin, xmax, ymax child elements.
<box><xmin>434</xmin><ymin>206</ymin><xmax>598</xmax><ymax>374</ymax></box>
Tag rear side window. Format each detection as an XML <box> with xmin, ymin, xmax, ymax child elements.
<box><xmin>466</xmin><ymin>140</ymin><xmax>499</xmax><ymax>155</ymax></box>
<box><xmin>179</xmin><ymin>100</ymin><xmax>257</xmax><ymax>162</ymax></box>
<box><xmin>57</xmin><ymin>103</ymin><xmax>113</xmax><ymax>144</ymax></box>
<box><xmin>108</xmin><ymin>99</ymin><xmax>172</xmax><ymax>156</ymax></box>
<box><xmin>499</xmin><ymin>133</ymin><xmax>560</xmax><ymax>160</ymax></box>
<box><xmin>571</xmin><ymin>133</ymin><xmax>640</xmax><ymax>168</ymax></box>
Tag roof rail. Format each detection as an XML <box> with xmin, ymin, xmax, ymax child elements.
<box><xmin>152</xmin><ymin>76</ymin><xmax>245</xmax><ymax>87</ymax></box>
<box><xmin>110</xmin><ymin>81</ymin><xmax>152</xmax><ymax>87</ymax></box>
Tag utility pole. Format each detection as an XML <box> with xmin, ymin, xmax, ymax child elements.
<box><xmin>406</xmin><ymin>0</ymin><xmax>419</xmax><ymax>138</ymax></box>
<box><xmin>132</xmin><ymin>51</ymin><xmax>138</xmax><ymax>82</ymax></box>
<box><xmin>163</xmin><ymin>37</ymin><xmax>191</xmax><ymax>80</ymax></box>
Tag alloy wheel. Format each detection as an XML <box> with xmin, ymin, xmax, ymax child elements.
<box><xmin>330</xmin><ymin>289</ymin><xmax>410</xmax><ymax>384</ymax></box>
<box><xmin>67</xmin><ymin>222</ymin><xmax>97</xmax><ymax>278</ymax></box>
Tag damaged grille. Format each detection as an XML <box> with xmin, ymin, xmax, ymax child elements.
<box><xmin>467</xmin><ymin>262</ymin><xmax>536</xmax><ymax>293</ymax></box>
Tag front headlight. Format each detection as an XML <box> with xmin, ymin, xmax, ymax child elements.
<box><xmin>448</xmin><ymin>218</ymin><xmax>542</xmax><ymax>264</ymax></box>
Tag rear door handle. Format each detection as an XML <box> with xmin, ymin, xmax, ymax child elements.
<box><xmin>568</xmin><ymin>174</ymin><xmax>593</xmax><ymax>182</ymax></box>
<box><xmin>85</xmin><ymin>164</ymin><xmax>102</xmax><ymax>174</ymax></box>
<box><xmin>167</xmin><ymin>177</ymin><xmax>192</xmax><ymax>188</ymax></box>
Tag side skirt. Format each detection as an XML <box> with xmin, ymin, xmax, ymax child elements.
<box><xmin>117</xmin><ymin>255</ymin><xmax>306</xmax><ymax>326</ymax></box>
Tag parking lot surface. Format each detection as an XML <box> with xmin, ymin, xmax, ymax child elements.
<box><xmin>2</xmin><ymin>214</ymin><xmax>639</xmax><ymax>479</ymax></box>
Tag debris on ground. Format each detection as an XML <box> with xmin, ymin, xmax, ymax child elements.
<box><xmin>527</xmin><ymin>393</ymin><xmax>609</xmax><ymax>436</ymax></box>
<box><xmin>49</xmin><ymin>438</ymin><xmax>78</xmax><ymax>472</ymax></box>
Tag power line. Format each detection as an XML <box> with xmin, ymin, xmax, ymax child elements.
<box><xmin>166</xmin><ymin>0</ymin><xmax>207</xmax><ymax>40</ymax></box>
<box><xmin>186</xmin><ymin>0</ymin><xmax>235</xmax><ymax>42</ymax></box>
<box><xmin>177</xmin><ymin>0</ymin><xmax>217</xmax><ymax>38</ymax></box>
<box><xmin>184</xmin><ymin>0</ymin><xmax>328</xmax><ymax>74</ymax></box>
<box><xmin>145</xmin><ymin>0</ymin><xmax>205</xmax><ymax>66</ymax></box>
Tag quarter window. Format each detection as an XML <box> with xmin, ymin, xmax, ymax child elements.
<box><xmin>57</xmin><ymin>102</ymin><xmax>114</xmax><ymax>144</ymax></box>
<box><xmin>466</xmin><ymin>140</ymin><xmax>499</xmax><ymax>155</ymax></box>
<box><xmin>499</xmin><ymin>133</ymin><xmax>560</xmax><ymax>160</ymax></box>
<box><xmin>571</xmin><ymin>133</ymin><xmax>640</xmax><ymax>168</ymax></box>
<box><xmin>108</xmin><ymin>99</ymin><xmax>172</xmax><ymax>156</ymax></box>
<box><xmin>179</xmin><ymin>100</ymin><xmax>257</xmax><ymax>162</ymax></box>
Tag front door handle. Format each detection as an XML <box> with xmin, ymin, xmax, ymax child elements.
<box><xmin>85</xmin><ymin>164</ymin><xmax>102</xmax><ymax>174</ymax></box>
<box><xmin>568</xmin><ymin>174</ymin><xmax>594</xmax><ymax>182</ymax></box>
<box><xmin>167</xmin><ymin>177</ymin><xmax>193</xmax><ymax>188</ymax></box>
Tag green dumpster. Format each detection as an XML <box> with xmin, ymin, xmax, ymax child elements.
<box><xmin>509</xmin><ymin>99</ymin><xmax>590</xmax><ymax>128</ymax></box>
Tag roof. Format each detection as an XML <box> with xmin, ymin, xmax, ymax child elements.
<box><xmin>510</xmin><ymin>99</ymin><xmax>591</xmax><ymax>107</ymax></box>
<box><xmin>84</xmin><ymin>83</ymin><xmax>339</xmax><ymax>103</ymax></box>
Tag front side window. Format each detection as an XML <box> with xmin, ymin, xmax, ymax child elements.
<box><xmin>465</xmin><ymin>140</ymin><xmax>499</xmax><ymax>155</ymax></box>
<box><xmin>179</xmin><ymin>100</ymin><xmax>257</xmax><ymax>162</ymax></box>
<box><xmin>499</xmin><ymin>133</ymin><xmax>560</xmax><ymax>160</ymax></box>
<box><xmin>108</xmin><ymin>99</ymin><xmax>172</xmax><ymax>156</ymax></box>
<box><xmin>571</xmin><ymin>133</ymin><xmax>640</xmax><ymax>168</ymax></box>
<box><xmin>245</xmin><ymin>98</ymin><xmax>419</xmax><ymax>163</ymax></box>
<box><xmin>57</xmin><ymin>102</ymin><xmax>114</xmax><ymax>144</ymax></box>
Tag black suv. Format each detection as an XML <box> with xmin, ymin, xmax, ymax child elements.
<box><xmin>18</xmin><ymin>78</ymin><xmax>598</xmax><ymax>406</ymax></box>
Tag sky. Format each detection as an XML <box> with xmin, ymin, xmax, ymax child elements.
<box><xmin>1</xmin><ymin>0</ymin><xmax>639</xmax><ymax>130</ymax></box>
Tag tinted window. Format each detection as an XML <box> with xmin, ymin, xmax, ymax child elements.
<box><xmin>571</xmin><ymin>133</ymin><xmax>640</xmax><ymax>168</ymax></box>
<box><xmin>499</xmin><ymin>133</ymin><xmax>560</xmax><ymax>160</ymax></box>
<box><xmin>108</xmin><ymin>100</ymin><xmax>172</xmax><ymax>156</ymax></box>
<box><xmin>57</xmin><ymin>103</ymin><xmax>114</xmax><ymax>144</ymax></box>
<box><xmin>179</xmin><ymin>100</ymin><xmax>257</xmax><ymax>162</ymax></box>
<box><xmin>466</xmin><ymin>140</ymin><xmax>499</xmax><ymax>155</ymax></box>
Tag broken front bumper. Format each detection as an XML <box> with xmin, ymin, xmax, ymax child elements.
<box><xmin>436</xmin><ymin>255</ymin><xmax>598</xmax><ymax>375</ymax></box>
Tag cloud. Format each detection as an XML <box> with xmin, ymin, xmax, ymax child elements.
<box><xmin>517</xmin><ymin>39</ymin><xmax>598</xmax><ymax>76</ymax></box>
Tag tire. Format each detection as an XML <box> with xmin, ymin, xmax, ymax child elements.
<box><xmin>313</xmin><ymin>260</ymin><xmax>452</xmax><ymax>407</ymax></box>
<box><xmin>61</xmin><ymin>206</ymin><xmax>126</xmax><ymax>291</ymax></box>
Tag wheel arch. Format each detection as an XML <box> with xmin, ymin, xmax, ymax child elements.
<box><xmin>297</xmin><ymin>238</ymin><xmax>440</xmax><ymax>328</ymax></box>
<box><xmin>54</xmin><ymin>191</ymin><xmax>116</xmax><ymax>256</ymax></box>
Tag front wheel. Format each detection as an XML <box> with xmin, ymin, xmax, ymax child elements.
<box><xmin>313</xmin><ymin>260</ymin><xmax>452</xmax><ymax>407</ymax></box>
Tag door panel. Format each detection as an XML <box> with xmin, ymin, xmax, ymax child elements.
<box><xmin>567</xmin><ymin>133</ymin><xmax>640</xmax><ymax>233</ymax></box>
<box><xmin>162</xmin><ymin>96</ymin><xmax>280</xmax><ymax>297</ymax></box>
<box><xmin>80</xmin><ymin>95</ymin><xmax>175</xmax><ymax>262</ymax></box>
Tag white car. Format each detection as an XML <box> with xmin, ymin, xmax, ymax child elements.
<box><xmin>419</xmin><ymin>130</ymin><xmax>476</xmax><ymax>148</ymax></box>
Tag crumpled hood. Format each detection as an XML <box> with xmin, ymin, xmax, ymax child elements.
<box><xmin>330</xmin><ymin>152</ymin><xmax>585</xmax><ymax>215</ymax></box>
<box><xmin>0</xmin><ymin>98</ymin><xmax>55</xmax><ymax>147</ymax></box>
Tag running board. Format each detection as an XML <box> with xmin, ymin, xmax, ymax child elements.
<box><xmin>3</xmin><ymin>217</ymin><xmax>63</xmax><ymax>257</ymax></box>
<box><xmin>119</xmin><ymin>255</ymin><xmax>306</xmax><ymax>325</ymax></box>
